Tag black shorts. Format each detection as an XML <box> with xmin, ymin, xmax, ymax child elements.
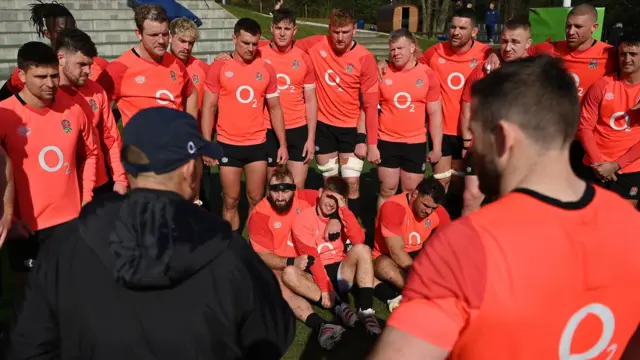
<box><xmin>315</xmin><ymin>121</ymin><xmax>357</xmax><ymax>155</ymax></box>
<box><xmin>323</xmin><ymin>261</ymin><xmax>352</xmax><ymax>293</ymax></box>
<box><xmin>378</xmin><ymin>140</ymin><xmax>427</xmax><ymax>174</ymax></box>
<box><xmin>93</xmin><ymin>180</ymin><xmax>114</xmax><ymax>196</ymax></box>
<box><xmin>570</xmin><ymin>140</ymin><xmax>587</xmax><ymax>178</ymax></box>
<box><xmin>5</xmin><ymin>221</ymin><xmax>75</xmax><ymax>272</ymax></box>
<box><xmin>587</xmin><ymin>170</ymin><xmax>640</xmax><ymax>200</ymax></box>
<box><xmin>429</xmin><ymin>134</ymin><xmax>463</xmax><ymax>160</ymax></box>
<box><xmin>408</xmin><ymin>249</ymin><xmax>421</xmax><ymax>259</ymax></box>
<box><xmin>218</xmin><ymin>141</ymin><xmax>268</xmax><ymax>168</ymax></box>
<box><xmin>266</xmin><ymin>125</ymin><xmax>308</xmax><ymax>167</ymax></box>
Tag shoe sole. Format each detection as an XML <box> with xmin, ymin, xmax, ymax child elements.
<box><xmin>321</xmin><ymin>327</ymin><xmax>346</xmax><ymax>350</ymax></box>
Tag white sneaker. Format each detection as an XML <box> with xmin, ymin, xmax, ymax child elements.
<box><xmin>387</xmin><ymin>294</ymin><xmax>402</xmax><ymax>312</ymax></box>
<box><xmin>334</xmin><ymin>302</ymin><xmax>357</xmax><ymax>328</ymax></box>
<box><xmin>317</xmin><ymin>323</ymin><xmax>346</xmax><ymax>350</ymax></box>
<box><xmin>358</xmin><ymin>308</ymin><xmax>382</xmax><ymax>335</ymax></box>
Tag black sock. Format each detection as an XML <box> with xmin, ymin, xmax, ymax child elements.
<box><xmin>305</xmin><ymin>313</ymin><xmax>325</xmax><ymax>332</ymax></box>
<box><xmin>356</xmin><ymin>287</ymin><xmax>374</xmax><ymax>311</ymax></box>
<box><xmin>374</xmin><ymin>282</ymin><xmax>400</xmax><ymax>302</ymax></box>
<box><xmin>347</xmin><ymin>197</ymin><xmax>361</xmax><ymax>219</ymax></box>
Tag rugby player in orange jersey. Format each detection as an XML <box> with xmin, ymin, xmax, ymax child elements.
<box><xmin>377</xmin><ymin>29</ymin><xmax>443</xmax><ymax>209</ymax></box>
<box><xmin>55</xmin><ymin>28</ymin><xmax>128</xmax><ymax>196</ymax></box>
<box><xmin>97</xmin><ymin>5</ymin><xmax>198</xmax><ymax>126</ymax></box>
<box><xmin>248</xmin><ymin>166</ymin><xmax>346</xmax><ymax>350</ymax></box>
<box><xmin>371</xmin><ymin>56</ymin><xmax>640</xmax><ymax>360</ymax></box>
<box><xmin>373</xmin><ymin>177</ymin><xmax>449</xmax><ymax>292</ymax></box>
<box><xmin>578</xmin><ymin>34</ymin><xmax>640</xmax><ymax>208</ymax></box>
<box><xmin>459</xmin><ymin>17</ymin><xmax>532</xmax><ymax>215</ymax></box>
<box><xmin>261</xmin><ymin>8</ymin><xmax>318</xmax><ymax>190</ymax></box>
<box><xmin>379</xmin><ymin>9</ymin><xmax>492</xmax><ymax>202</ymax></box>
<box><xmin>201</xmin><ymin>18</ymin><xmax>288</xmax><ymax>232</ymax></box>
<box><xmin>0</xmin><ymin>42</ymin><xmax>97</xmax><ymax>285</ymax></box>
<box><xmin>0</xmin><ymin>1</ymin><xmax>108</xmax><ymax>101</ymax></box>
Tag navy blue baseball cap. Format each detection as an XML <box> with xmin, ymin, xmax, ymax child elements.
<box><xmin>121</xmin><ymin>107</ymin><xmax>223</xmax><ymax>176</ymax></box>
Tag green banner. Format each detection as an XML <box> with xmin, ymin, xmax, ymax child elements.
<box><xmin>529</xmin><ymin>7</ymin><xmax>606</xmax><ymax>44</ymax></box>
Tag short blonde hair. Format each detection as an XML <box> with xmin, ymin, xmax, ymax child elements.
<box><xmin>169</xmin><ymin>17</ymin><xmax>200</xmax><ymax>40</ymax></box>
<box><xmin>329</xmin><ymin>8</ymin><xmax>355</xmax><ymax>28</ymax></box>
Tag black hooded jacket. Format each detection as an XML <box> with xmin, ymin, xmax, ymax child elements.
<box><xmin>6</xmin><ymin>189</ymin><xmax>295</xmax><ymax>359</ymax></box>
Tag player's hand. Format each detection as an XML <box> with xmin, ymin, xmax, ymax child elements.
<box><xmin>484</xmin><ymin>53</ymin><xmax>501</xmax><ymax>72</ymax></box>
<box><xmin>461</xmin><ymin>148</ymin><xmax>468</xmax><ymax>159</ymax></box>
<box><xmin>301</xmin><ymin>139</ymin><xmax>315</xmax><ymax>164</ymax></box>
<box><xmin>7</xmin><ymin>218</ymin><xmax>33</xmax><ymax>240</ymax></box>
<box><xmin>113</xmin><ymin>182</ymin><xmax>128</xmax><ymax>195</ymax></box>
<box><xmin>427</xmin><ymin>148</ymin><xmax>442</xmax><ymax>164</ymax></box>
<box><xmin>81</xmin><ymin>200</ymin><xmax>90</xmax><ymax>207</ymax></box>
<box><xmin>331</xmin><ymin>192</ymin><xmax>347</xmax><ymax>208</ymax></box>
<box><xmin>354</xmin><ymin>143</ymin><xmax>367</xmax><ymax>159</ymax></box>
<box><xmin>325</xmin><ymin>218</ymin><xmax>342</xmax><ymax>241</ymax></box>
<box><xmin>277</xmin><ymin>146</ymin><xmax>289</xmax><ymax>164</ymax></box>
<box><xmin>293</xmin><ymin>254</ymin><xmax>309</xmax><ymax>271</ymax></box>
<box><xmin>203</xmin><ymin>156</ymin><xmax>218</xmax><ymax>167</ymax></box>
<box><xmin>376</xmin><ymin>59</ymin><xmax>388</xmax><ymax>81</ymax></box>
<box><xmin>367</xmin><ymin>145</ymin><xmax>381</xmax><ymax>164</ymax></box>
<box><xmin>274</xmin><ymin>0</ymin><xmax>283</xmax><ymax>10</ymax></box>
<box><xmin>0</xmin><ymin>210</ymin><xmax>12</xmax><ymax>247</ymax></box>
<box><xmin>592</xmin><ymin>162</ymin><xmax>620</xmax><ymax>180</ymax></box>
<box><xmin>215</xmin><ymin>52</ymin><xmax>231</xmax><ymax>61</ymax></box>
<box><xmin>321</xmin><ymin>291</ymin><xmax>335</xmax><ymax>309</ymax></box>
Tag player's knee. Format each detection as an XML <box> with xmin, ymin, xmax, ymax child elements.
<box><xmin>281</xmin><ymin>265</ymin><xmax>300</xmax><ymax>288</ymax></box>
<box><xmin>351</xmin><ymin>243</ymin><xmax>371</xmax><ymax>259</ymax></box>
<box><xmin>223</xmin><ymin>195</ymin><xmax>240</xmax><ymax>209</ymax></box>
<box><xmin>379</xmin><ymin>183</ymin><xmax>398</xmax><ymax>199</ymax></box>
<box><xmin>246</xmin><ymin>192</ymin><xmax>264</xmax><ymax>207</ymax></box>
<box><xmin>317</xmin><ymin>157</ymin><xmax>339</xmax><ymax>177</ymax></box>
<box><xmin>340</xmin><ymin>157</ymin><xmax>364</xmax><ymax>178</ymax></box>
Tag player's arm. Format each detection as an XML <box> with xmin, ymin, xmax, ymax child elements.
<box><xmin>425</xmin><ymin>67</ymin><xmax>443</xmax><ymax>157</ymax></box>
<box><xmin>302</xmin><ymin>54</ymin><xmax>317</xmax><ymax>156</ymax></box>
<box><xmin>248</xmin><ymin>212</ymin><xmax>288</xmax><ymax>270</ymax></box>
<box><xmin>370</xmin><ymin>219</ymin><xmax>485</xmax><ymax>360</ymax></box>
<box><xmin>202</xmin><ymin>61</ymin><xmax>223</xmax><ymax>142</ymax></box>
<box><xmin>265</xmin><ymin>64</ymin><xmax>287</xmax><ymax>156</ymax></box>
<box><xmin>96</xmin><ymin>61</ymin><xmax>127</xmax><ymax>102</ymax></box>
<box><xmin>614</xmin><ymin>140</ymin><xmax>640</xmax><ymax>171</ymax></box>
<box><xmin>337</xmin><ymin>205</ymin><xmax>365</xmax><ymax>245</ymax></box>
<box><xmin>577</xmin><ymin>78</ymin><xmax>607</xmax><ymax>164</ymax></box>
<box><xmin>621</xmin><ymin>326</ymin><xmax>640</xmax><ymax>359</ymax></box>
<box><xmin>0</xmin><ymin>146</ymin><xmax>14</xmax><ymax>246</ymax></box>
<box><xmin>292</xmin><ymin>218</ymin><xmax>334</xmax><ymax>293</ymax></box>
<box><xmin>181</xmin><ymin>64</ymin><xmax>198</xmax><ymax>119</ymax></box>
<box><xmin>379</xmin><ymin>202</ymin><xmax>413</xmax><ymax>270</ymax></box>
<box><xmin>292</xmin><ymin>35</ymin><xmax>323</xmax><ymax>54</ymax></box>
<box><xmin>98</xmin><ymin>89</ymin><xmax>128</xmax><ymax>190</ymax></box>
<box><xmin>76</xmin><ymin>109</ymin><xmax>98</xmax><ymax>205</ymax></box>
<box><xmin>360</xmin><ymin>54</ymin><xmax>381</xmax><ymax>147</ymax></box>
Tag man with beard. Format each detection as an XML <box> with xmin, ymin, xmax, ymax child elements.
<box><xmin>55</xmin><ymin>28</ymin><xmax>127</xmax><ymax>196</ymax></box>
<box><xmin>459</xmin><ymin>17</ymin><xmax>532</xmax><ymax>215</ymax></box>
<box><xmin>371</xmin><ymin>56</ymin><xmax>640</xmax><ymax>359</ymax></box>
<box><xmin>248</xmin><ymin>166</ymin><xmax>346</xmax><ymax>350</ymax></box>
<box><xmin>97</xmin><ymin>4</ymin><xmax>198</xmax><ymax>126</ymax></box>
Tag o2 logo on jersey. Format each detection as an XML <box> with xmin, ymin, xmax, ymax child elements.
<box><xmin>317</xmin><ymin>242</ymin><xmax>336</xmax><ymax>254</ymax></box>
<box><xmin>39</xmin><ymin>145</ymin><xmax>71</xmax><ymax>175</ymax></box>
<box><xmin>447</xmin><ymin>72</ymin><xmax>465</xmax><ymax>90</ymax></box>
<box><xmin>277</xmin><ymin>74</ymin><xmax>295</xmax><ymax>93</ymax></box>
<box><xmin>609</xmin><ymin>112</ymin><xmax>632</xmax><ymax>132</ymax></box>
<box><xmin>559</xmin><ymin>303</ymin><xmax>617</xmax><ymax>360</ymax></box>
<box><xmin>393</xmin><ymin>92</ymin><xmax>415</xmax><ymax>112</ymax></box>
<box><xmin>407</xmin><ymin>232</ymin><xmax>422</xmax><ymax>246</ymax></box>
<box><xmin>569</xmin><ymin>72</ymin><xmax>584</xmax><ymax>97</ymax></box>
<box><xmin>236</xmin><ymin>85</ymin><xmax>258</xmax><ymax>108</ymax></box>
<box><xmin>324</xmin><ymin>69</ymin><xmax>343</xmax><ymax>92</ymax></box>
<box><xmin>155</xmin><ymin>90</ymin><xmax>176</xmax><ymax>107</ymax></box>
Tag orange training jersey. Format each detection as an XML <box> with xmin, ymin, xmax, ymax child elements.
<box><xmin>185</xmin><ymin>56</ymin><xmax>209</xmax><ymax>122</ymax></box>
<box><xmin>295</xmin><ymin>35</ymin><xmax>379</xmax><ymax>128</ymax></box>
<box><xmin>530</xmin><ymin>40</ymin><xmax>617</xmax><ymax>99</ymax></box>
<box><xmin>292</xmin><ymin>205</ymin><xmax>365</xmax><ymax>292</ymax></box>
<box><xmin>0</xmin><ymin>93</ymin><xmax>98</xmax><ymax>231</ymax></box>
<box><xmin>379</xmin><ymin>63</ymin><xmax>441</xmax><ymax>143</ymax></box>
<box><xmin>205</xmin><ymin>57</ymin><xmax>279</xmax><ymax>145</ymax></box>
<box><xmin>89</xmin><ymin>56</ymin><xmax>109</xmax><ymax>81</ymax></box>
<box><xmin>59</xmin><ymin>80</ymin><xmax>127</xmax><ymax>188</ymax></box>
<box><xmin>259</xmin><ymin>43</ymin><xmax>316</xmax><ymax>129</ymax></box>
<box><xmin>97</xmin><ymin>49</ymin><xmax>194</xmax><ymax>126</ymax></box>
<box><xmin>387</xmin><ymin>185</ymin><xmax>640</xmax><ymax>359</ymax></box>
<box><xmin>421</xmin><ymin>41</ymin><xmax>492</xmax><ymax>136</ymax></box>
<box><xmin>462</xmin><ymin>62</ymin><xmax>493</xmax><ymax>103</ymax></box>
<box><xmin>248</xmin><ymin>189</ymin><xmax>319</xmax><ymax>258</ymax></box>
<box><xmin>578</xmin><ymin>75</ymin><xmax>640</xmax><ymax>173</ymax></box>
<box><xmin>373</xmin><ymin>192</ymin><xmax>450</xmax><ymax>259</ymax></box>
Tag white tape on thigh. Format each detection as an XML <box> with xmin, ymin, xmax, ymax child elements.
<box><xmin>317</xmin><ymin>157</ymin><xmax>339</xmax><ymax>177</ymax></box>
<box><xmin>433</xmin><ymin>169</ymin><xmax>453</xmax><ymax>180</ymax></box>
<box><xmin>340</xmin><ymin>157</ymin><xmax>364</xmax><ymax>178</ymax></box>
<box><xmin>451</xmin><ymin>170</ymin><xmax>466</xmax><ymax>177</ymax></box>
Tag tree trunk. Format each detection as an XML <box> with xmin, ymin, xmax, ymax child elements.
<box><xmin>420</xmin><ymin>0</ymin><xmax>428</xmax><ymax>33</ymax></box>
<box><xmin>435</xmin><ymin>0</ymin><xmax>450</xmax><ymax>34</ymax></box>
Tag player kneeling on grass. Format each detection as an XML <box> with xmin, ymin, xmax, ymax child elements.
<box><xmin>373</xmin><ymin>177</ymin><xmax>449</xmax><ymax>295</ymax></box>
<box><xmin>285</xmin><ymin>177</ymin><xmax>382</xmax><ymax>335</ymax></box>
<box><xmin>248</xmin><ymin>166</ymin><xmax>346</xmax><ymax>350</ymax></box>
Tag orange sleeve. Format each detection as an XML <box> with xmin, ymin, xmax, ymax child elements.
<box><xmin>419</xmin><ymin>46</ymin><xmax>437</xmax><ymax>65</ymax></box>
<box><xmin>292</xmin><ymin>213</ymin><xmax>334</xmax><ymax>292</ymax></box>
<box><xmin>205</xmin><ymin>60</ymin><xmax>224</xmax><ymax>94</ymax></box>
<box><xmin>360</xmin><ymin>53</ymin><xmax>380</xmax><ymax>145</ymax></box>
<box><xmin>462</xmin><ymin>67</ymin><xmax>480</xmax><ymax>103</ymax></box>
<box><xmin>248</xmin><ymin>211</ymin><xmax>274</xmax><ymax>253</ymax></box>
<box><xmin>94</xmin><ymin>56</ymin><xmax>109</xmax><ymax>71</ymax></box>
<box><xmin>8</xmin><ymin>67</ymin><xmax>24</xmax><ymax>94</ymax></box>
<box><xmin>179</xmin><ymin>61</ymin><xmax>195</xmax><ymax>99</ymax></box>
<box><xmin>98</xmin><ymin>87</ymin><xmax>127</xmax><ymax>186</ymax></box>
<box><xmin>338</xmin><ymin>206</ymin><xmax>365</xmax><ymax>245</ymax></box>
<box><xmin>302</xmin><ymin>53</ymin><xmax>316</xmax><ymax>86</ymax></box>
<box><xmin>294</xmin><ymin>35</ymin><xmax>324</xmax><ymax>53</ymax></box>
<box><xmin>577</xmin><ymin>78</ymin><xmax>607</xmax><ymax>164</ymax></box>
<box><xmin>296</xmin><ymin>189</ymin><xmax>319</xmax><ymax>206</ymax></box>
<box><xmin>527</xmin><ymin>41</ymin><xmax>554</xmax><ymax>57</ymax></box>
<box><xmin>76</xmin><ymin>106</ymin><xmax>98</xmax><ymax>203</ymax></box>
<box><xmin>379</xmin><ymin>201</ymin><xmax>406</xmax><ymax>238</ymax></box>
<box><xmin>616</xmin><ymin>141</ymin><xmax>640</xmax><ymax>168</ymax></box>
<box><xmin>435</xmin><ymin>206</ymin><xmax>451</xmax><ymax>227</ymax></box>
<box><xmin>425</xmin><ymin>66</ymin><xmax>441</xmax><ymax>102</ymax></box>
<box><xmin>264</xmin><ymin>62</ymin><xmax>279</xmax><ymax>96</ymax></box>
<box><xmin>259</xmin><ymin>39</ymin><xmax>271</xmax><ymax>47</ymax></box>
<box><xmin>387</xmin><ymin>218</ymin><xmax>487</xmax><ymax>350</ymax></box>
<box><xmin>198</xmin><ymin>59</ymin><xmax>210</xmax><ymax>74</ymax></box>
<box><xmin>97</xmin><ymin>61</ymin><xmax>127</xmax><ymax>101</ymax></box>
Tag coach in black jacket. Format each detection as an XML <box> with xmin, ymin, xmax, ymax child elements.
<box><xmin>5</xmin><ymin>107</ymin><xmax>295</xmax><ymax>359</ymax></box>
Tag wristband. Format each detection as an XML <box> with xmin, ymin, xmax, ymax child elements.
<box><xmin>463</xmin><ymin>146</ymin><xmax>470</xmax><ymax>150</ymax></box>
<box><xmin>329</xmin><ymin>211</ymin><xmax>340</xmax><ymax>220</ymax></box>
<box><xmin>286</xmin><ymin>257</ymin><xmax>295</xmax><ymax>266</ymax></box>
<box><xmin>463</xmin><ymin>138</ymin><xmax>473</xmax><ymax>142</ymax></box>
<box><xmin>356</xmin><ymin>133</ymin><xmax>367</xmax><ymax>144</ymax></box>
